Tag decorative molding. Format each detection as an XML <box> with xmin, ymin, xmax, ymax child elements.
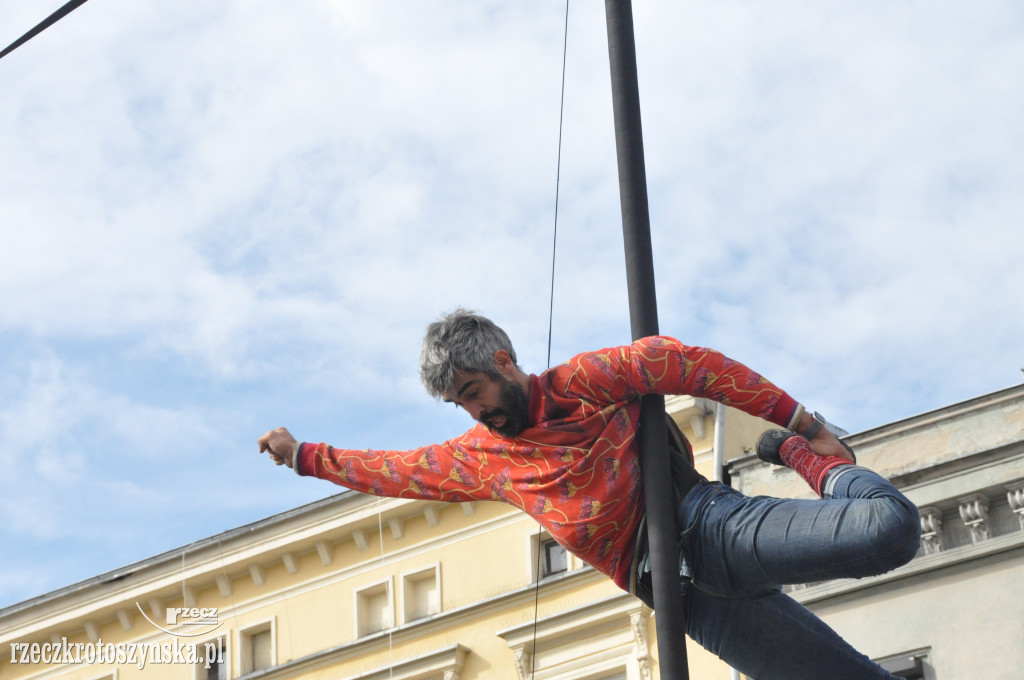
<box><xmin>315</xmin><ymin>540</ymin><xmax>334</xmax><ymax>566</ymax></box>
<box><xmin>115</xmin><ymin>608</ymin><xmax>134</xmax><ymax>631</ymax></box>
<box><xmin>688</xmin><ymin>414</ymin><xmax>707</xmax><ymax>440</ymax></box>
<box><xmin>352</xmin><ymin>528</ymin><xmax>369</xmax><ymax>551</ymax></box>
<box><xmin>919</xmin><ymin>506</ymin><xmax>944</xmax><ymax>554</ymax></box>
<box><xmin>462</xmin><ymin>502</ymin><xmax>476</xmax><ymax>516</ymax></box>
<box><xmin>666</xmin><ymin>395</ymin><xmax>711</xmax><ymax>440</ymax></box>
<box><xmin>793</xmin><ymin>530</ymin><xmax>1024</xmax><ymax>606</ymax></box>
<box><xmin>215</xmin><ymin>573</ymin><xmax>232</xmax><ymax>598</ymax></box>
<box><xmin>282</xmin><ymin>552</ymin><xmax>299</xmax><ymax>575</ymax></box>
<box><xmin>958</xmin><ymin>494</ymin><xmax>991</xmax><ymax>543</ymax></box>
<box><xmin>83</xmin><ymin>619</ymin><xmax>99</xmax><ymax>643</ymax></box>
<box><xmin>630</xmin><ymin>610</ymin><xmax>651</xmax><ymax>680</ymax></box>
<box><xmin>258</xmin><ymin>642</ymin><xmax>468</xmax><ymax>680</ymax></box>
<box><xmin>424</xmin><ymin>505</ymin><xmax>441</xmax><ymax>527</ymax></box>
<box><xmin>513</xmin><ymin>647</ymin><xmax>532</xmax><ymax>680</ymax></box>
<box><xmin>147</xmin><ymin>597</ymin><xmax>163</xmax><ymax>620</ymax></box>
<box><xmin>498</xmin><ymin>594</ymin><xmax>646</xmax><ymax>680</ymax></box>
<box><xmin>1007</xmin><ymin>482</ymin><xmax>1024</xmax><ymax>531</ymax></box>
<box><xmin>388</xmin><ymin>517</ymin><xmax>405</xmax><ymax>540</ymax></box>
<box><xmin>249</xmin><ymin>564</ymin><xmax>266</xmax><ymax>587</ymax></box>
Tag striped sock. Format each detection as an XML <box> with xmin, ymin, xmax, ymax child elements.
<box><xmin>779</xmin><ymin>436</ymin><xmax>852</xmax><ymax>498</ymax></box>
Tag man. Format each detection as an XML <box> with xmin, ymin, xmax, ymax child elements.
<box><xmin>259</xmin><ymin>309</ymin><xmax>920</xmax><ymax>680</ymax></box>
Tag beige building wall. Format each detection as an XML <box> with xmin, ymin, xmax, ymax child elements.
<box><xmin>4</xmin><ymin>387</ymin><xmax>1021</xmax><ymax>680</ymax></box>
<box><xmin>0</xmin><ymin>484</ymin><xmax>657</xmax><ymax>680</ymax></box>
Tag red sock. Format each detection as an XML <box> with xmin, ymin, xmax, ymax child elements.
<box><xmin>779</xmin><ymin>436</ymin><xmax>852</xmax><ymax>497</ymax></box>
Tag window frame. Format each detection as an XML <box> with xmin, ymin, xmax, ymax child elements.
<box><xmin>401</xmin><ymin>563</ymin><xmax>441</xmax><ymax>624</ymax></box>
<box><xmin>238</xmin><ymin>617</ymin><xmax>276</xmax><ymax>675</ymax></box>
<box><xmin>354</xmin><ymin>577</ymin><xmax>394</xmax><ymax>638</ymax></box>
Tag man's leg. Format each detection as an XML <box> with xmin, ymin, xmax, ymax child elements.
<box><xmin>683</xmin><ymin>584</ymin><xmax>900</xmax><ymax>680</ymax></box>
<box><xmin>678</xmin><ymin>466</ymin><xmax>920</xmax><ymax>596</ymax></box>
<box><xmin>673</xmin><ymin>433</ymin><xmax>919</xmax><ymax>677</ymax></box>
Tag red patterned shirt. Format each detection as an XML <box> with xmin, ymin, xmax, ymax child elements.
<box><xmin>295</xmin><ymin>336</ymin><xmax>799</xmax><ymax>591</ymax></box>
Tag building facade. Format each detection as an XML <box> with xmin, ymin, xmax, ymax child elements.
<box><xmin>729</xmin><ymin>383</ymin><xmax>1024</xmax><ymax>680</ymax></box>
<box><xmin>3</xmin><ymin>387</ymin><xmax>1022</xmax><ymax>680</ymax></box>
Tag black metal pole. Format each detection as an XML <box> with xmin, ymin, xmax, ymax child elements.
<box><xmin>604</xmin><ymin>2</ymin><xmax>690</xmax><ymax>679</ymax></box>
<box><xmin>0</xmin><ymin>0</ymin><xmax>90</xmax><ymax>60</ymax></box>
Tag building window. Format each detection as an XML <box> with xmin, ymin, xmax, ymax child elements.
<box><xmin>356</xmin><ymin>580</ymin><xmax>393</xmax><ymax>637</ymax></box>
<box><xmin>877</xmin><ymin>652</ymin><xmax>926</xmax><ymax>679</ymax></box>
<box><xmin>196</xmin><ymin>637</ymin><xmax>227</xmax><ymax>680</ymax></box>
<box><xmin>403</xmin><ymin>566</ymin><xmax>440</xmax><ymax>623</ymax></box>
<box><xmin>240</xmin><ymin>621</ymin><xmax>274</xmax><ymax>674</ymax></box>
<box><xmin>542</xmin><ymin>538</ymin><xmax>568</xmax><ymax>577</ymax></box>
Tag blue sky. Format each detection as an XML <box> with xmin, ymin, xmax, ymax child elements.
<box><xmin>1</xmin><ymin>0</ymin><xmax>1022</xmax><ymax>608</ymax></box>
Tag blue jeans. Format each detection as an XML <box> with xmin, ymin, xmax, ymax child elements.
<box><xmin>641</xmin><ymin>466</ymin><xmax>921</xmax><ymax>680</ymax></box>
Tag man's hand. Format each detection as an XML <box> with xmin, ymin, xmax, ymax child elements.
<box><xmin>258</xmin><ymin>427</ymin><xmax>299</xmax><ymax>468</ymax></box>
<box><xmin>807</xmin><ymin>429</ymin><xmax>856</xmax><ymax>461</ymax></box>
<box><xmin>796</xmin><ymin>413</ymin><xmax>856</xmax><ymax>462</ymax></box>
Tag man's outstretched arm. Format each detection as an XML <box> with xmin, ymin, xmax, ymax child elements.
<box><xmin>257</xmin><ymin>426</ymin><xmax>498</xmax><ymax>501</ymax></box>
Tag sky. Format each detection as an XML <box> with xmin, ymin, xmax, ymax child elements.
<box><xmin>1</xmin><ymin>0</ymin><xmax>1022</xmax><ymax>609</ymax></box>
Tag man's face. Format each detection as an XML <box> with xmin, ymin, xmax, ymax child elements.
<box><xmin>446</xmin><ymin>371</ymin><xmax>530</xmax><ymax>437</ymax></box>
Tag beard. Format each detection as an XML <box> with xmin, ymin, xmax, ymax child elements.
<box><xmin>480</xmin><ymin>377</ymin><xmax>531</xmax><ymax>437</ymax></box>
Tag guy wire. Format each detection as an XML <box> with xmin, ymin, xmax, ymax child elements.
<box><xmin>532</xmin><ymin>2</ymin><xmax>571</xmax><ymax>678</ymax></box>
<box><xmin>377</xmin><ymin>496</ymin><xmax>394</xmax><ymax>679</ymax></box>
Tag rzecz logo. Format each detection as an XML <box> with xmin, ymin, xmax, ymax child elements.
<box><xmin>136</xmin><ymin>604</ymin><xmax>223</xmax><ymax>637</ymax></box>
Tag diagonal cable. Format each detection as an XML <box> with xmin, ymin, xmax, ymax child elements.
<box><xmin>531</xmin><ymin>2</ymin><xmax>571</xmax><ymax>679</ymax></box>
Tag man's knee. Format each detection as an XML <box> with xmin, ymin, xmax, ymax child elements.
<box><xmin>875</xmin><ymin>498</ymin><xmax>921</xmax><ymax>570</ymax></box>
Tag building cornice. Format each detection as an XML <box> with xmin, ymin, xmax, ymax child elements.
<box><xmin>844</xmin><ymin>383</ymin><xmax>1024</xmax><ymax>446</ymax></box>
<box><xmin>793</xmin><ymin>529</ymin><xmax>1024</xmax><ymax>605</ymax></box>
<box><xmin>238</xmin><ymin>642</ymin><xmax>470</xmax><ymax>680</ymax></box>
<box><xmin>0</xmin><ymin>491</ymin><xmax>511</xmax><ymax>646</ymax></box>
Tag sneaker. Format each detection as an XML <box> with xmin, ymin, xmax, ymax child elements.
<box><xmin>756</xmin><ymin>429</ymin><xmax>798</xmax><ymax>467</ymax></box>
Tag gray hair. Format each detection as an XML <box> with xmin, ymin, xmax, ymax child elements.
<box><xmin>419</xmin><ymin>308</ymin><xmax>517</xmax><ymax>399</ymax></box>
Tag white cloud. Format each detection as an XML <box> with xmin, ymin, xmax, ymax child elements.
<box><xmin>1</xmin><ymin>0</ymin><xmax>1022</xmax><ymax>605</ymax></box>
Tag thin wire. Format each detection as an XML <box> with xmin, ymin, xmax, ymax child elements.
<box><xmin>215</xmin><ymin>537</ymin><xmax>253</xmax><ymax>663</ymax></box>
<box><xmin>531</xmin><ymin>2</ymin><xmax>570</xmax><ymax>679</ymax></box>
<box><xmin>546</xmin><ymin>0</ymin><xmax>570</xmax><ymax>373</ymax></box>
<box><xmin>376</xmin><ymin>497</ymin><xmax>394</xmax><ymax>680</ymax></box>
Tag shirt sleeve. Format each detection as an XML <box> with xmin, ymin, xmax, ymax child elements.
<box><xmin>294</xmin><ymin>435</ymin><xmax>494</xmax><ymax>502</ymax></box>
<box><xmin>565</xmin><ymin>336</ymin><xmax>801</xmax><ymax>427</ymax></box>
